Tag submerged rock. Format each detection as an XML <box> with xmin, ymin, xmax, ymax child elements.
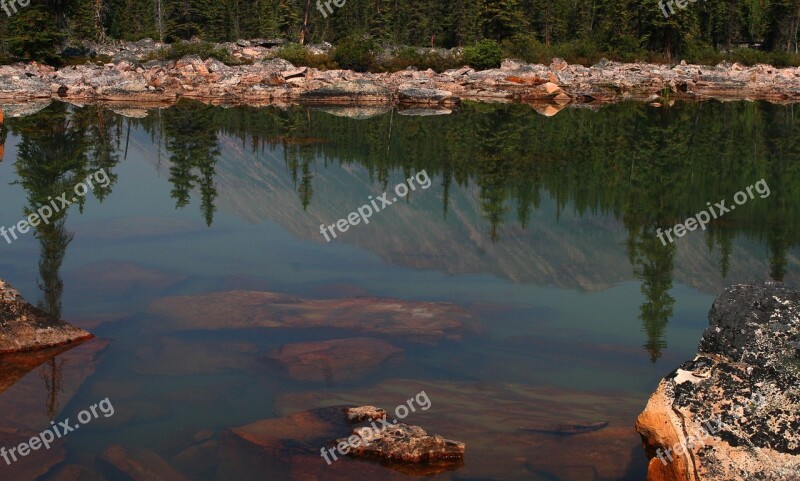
<box><xmin>636</xmin><ymin>282</ymin><xmax>800</xmax><ymax>481</ymax></box>
<box><xmin>98</xmin><ymin>445</ymin><xmax>190</xmax><ymax>481</ymax></box>
<box><xmin>276</xmin><ymin>379</ymin><xmax>647</xmax><ymax>480</ymax></box>
<box><xmin>519</xmin><ymin>420</ymin><xmax>609</xmax><ymax>435</ymax></box>
<box><xmin>0</xmin><ymin>280</ymin><xmax>93</xmax><ymax>353</ymax></box>
<box><xmin>262</xmin><ymin>337</ymin><xmax>403</xmax><ymax>383</ymax></box>
<box><xmin>230</xmin><ymin>405</ymin><xmax>464</xmax><ymax>477</ymax></box>
<box><xmin>148</xmin><ymin>290</ymin><xmax>479</xmax><ymax>344</ymax></box>
<box><xmin>0</xmin><ymin>338</ymin><xmax>110</xmax><ymax>479</ymax></box>
<box><xmin>337</xmin><ymin>408</ymin><xmax>465</xmax><ymax>466</ymax></box>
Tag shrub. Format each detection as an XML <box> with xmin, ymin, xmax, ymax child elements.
<box><xmin>385</xmin><ymin>46</ymin><xmax>424</xmax><ymax>70</ymax></box>
<box><xmin>144</xmin><ymin>41</ymin><xmax>241</xmax><ymax>65</ymax></box>
<box><xmin>681</xmin><ymin>41</ymin><xmax>722</xmax><ymax>65</ymax></box>
<box><xmin>273</xmin><ymin>43</ymin><xmax>309</xmax><ymax>66</ymax></box>
<box><xmin>462</xmin><ymin>39</ymin><xmax>503</xmax><ymax>70</ymax></box>
<box><xmin>333</xmin><ymin>35</ymin><xmax>378</xmax><ymax>72</ymax></box>
<box><xmin>380</xmin><ymin>46</ymin><xmax>462</xmax><ymax>73</ymax></box>
<box><xmin>501</xmin><ymin>34</ymin><xmax>547</xmax><ymax>64</ymax></box>
<box><xmin>271</xmin><ymin>43</ymin><xmax>338</xmax><ymax>70</ymax></box>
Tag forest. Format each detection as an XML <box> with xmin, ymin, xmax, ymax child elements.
<box><xmin>1</xmin><ymin>0</ymin><xmax>800</xmax><ymax>65</ymax></box>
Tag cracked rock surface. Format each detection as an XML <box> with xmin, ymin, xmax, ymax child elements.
<box><xmin>636</xmin><ymin>282</ymin><xmax>800</xmax><ymax>481</ymax></box>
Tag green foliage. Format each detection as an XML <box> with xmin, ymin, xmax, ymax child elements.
<box><xmin>380</xmin><ymin>47</ymin><xmax>462</xmax><ymax>72</ymax></box>
<box><xmin>144</xmin><ymin>41</ymin><xmax>241</xmax><ymax>64</ymax></box>
<box><xmin>332</xmin><ymin>35</ymin><xmax>378</xmax><ymax>72</ymax></box>
<box><xmin>500</xmin><ymin>34</ymin><xmax>544</xmax><ymax>63</ymax></box>
<box><xmin>272</xmin><ymin>43</ymin><xmax>308</xmax><ymax>65</ymax></box>
<box><xmin>271</xmin><ymin>43</ymin><xmax>338</xmax><ymax>69</ymax></box>
<box><xmin>462</xmin><ymin>39</ymin><xmax>502</xmax><ymax>69</ymax></box>
<box><xmin>4</xmin><ymin>7</ymin><xmax>67</xmax><ymax>63</ymax></box>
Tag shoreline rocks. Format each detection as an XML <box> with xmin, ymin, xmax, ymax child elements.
<box><xmin>0</xmin><ymin>280</ymin><xmax>93</xmax><ymax>353</ymax></box>
<box><xmin>3</xmin><ymin>42</ymin><xmax>800</xmax><ymax>111</ymax></box>
<box><xmin>636</xmin><ymin>282</ymin><xmax>800</xmax><ymax>481</ymax></box>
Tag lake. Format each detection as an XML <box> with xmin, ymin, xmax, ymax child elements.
<box><xmin>0</xmin><ymin>99</ymin><xmax>797</xmax><ymax>481</ymax></box>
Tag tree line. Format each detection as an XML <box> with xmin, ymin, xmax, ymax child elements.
<box><xmin>1</xmin><ymin>0</ymin><xmax>800</xmax><ymax>63</ymax></box>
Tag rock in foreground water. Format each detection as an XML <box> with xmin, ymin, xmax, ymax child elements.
<box><xmin>636</xmin><ymin>282</ymin><xmax>800</xmax><ymax>481</ymax></box>
<box><xmin>338</xmin><ymin>408</ymin><xmax>465</xmax><ymax>466</ymax></box>
<box><xmin>230</xmin><ymin>405</ymin><xmax>464</xmax><ymax>477</ymax></box>
<box><xmin>0</xmin><ymin>280</ymin><xmax>93</xmax><ymax>353</ymax></box>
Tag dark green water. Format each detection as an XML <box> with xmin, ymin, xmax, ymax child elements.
<box><xmin>0</xmin><ymin>99</ymin><xmax>797</xmax><ymax>480</ymax></box>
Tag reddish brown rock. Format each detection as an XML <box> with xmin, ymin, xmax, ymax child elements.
<box><xmin>338</xmin><ymin>420</ymin><xmax>465</xmax><ymax>466</ymax></box>
<box><xmin>262</xmin><ymin>337</ymin><xmax>403</xmax><ymax>383</ymax></box>
<box><xmin>0</xmin><ymin>280</ymin><xmax>93</xmax><ymax>353</ymax></box>
<box><xmin>230</xmin><ymin>405</ymin><xmax>463</xmax><ymax>478</ymax></box>
<box><xmin>0</xmin><ymin>338</ymin><xmax>109</xmax><ymax>480</ymax></box>
<box><xmin>148</xmin><ymin>291</ymin><xmax>478</xmax><ymax>344</ymax></box>
<box><xmin>0</xmin><ymin>338</ymin><xmax>111</xmax><ymax>432</ymax></box>
<box><xmin>0</xmin><ymin>429</ymin><xmax>67</xmax><ymax>480</ymax></box>
<box><xmin>0</xmin><ymin>342</ymin><xmax>82</xmax><ymax>395</ymax></box>
<box><xmin>41</xmin><ymin>464</ymin><xmax>108</xmax><ymax>481</ymax></box>
<box><xmin>275</xmin><ymin>379</ymin><xmax>647</xmax><ymax>481</ymax></box>
<box><xmin>98</xmin><ymin>445</ymin><xmax>190</xmax><ymax>481</ymax></box>
<box><xmin>135</xmin><ymin>337</ymin><xmax>258</xmax><ymax>376</ymax></box>
<box><xmin>0</xmin><ymin>341</ymin><xmax>111</xmax><ymax>441</ymax></box>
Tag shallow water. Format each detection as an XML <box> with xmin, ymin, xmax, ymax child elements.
<box><xmin>0</xmin><ymin>100</ymin><xmax>797</xmax><ymax>480</ymax></box>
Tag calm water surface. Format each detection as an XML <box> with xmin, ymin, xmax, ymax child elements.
<box><xmin>0</xmin><ymin>100</ymin><xmax>797</xmax><ymax>480</ymax></box>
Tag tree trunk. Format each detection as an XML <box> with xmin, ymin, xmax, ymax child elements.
<box><xmin>94</xmin><ymin>0</ymin><xmax>108</xmax><ymax>42</ymax></box>
<box><xmin>300</xmin><ymin>0</ymin><xmax>312</xmax><ymax>45</ymax></box>
<box><xmin>156</xmin><ymin>0</ymin><xmax>164</xmax><ymax>42</ymax></box>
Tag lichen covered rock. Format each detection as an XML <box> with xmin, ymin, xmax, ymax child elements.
<box><xmin>636</xmin><ymin>282</ymin><xmax>800</xmax><ymax>481</ymax></box>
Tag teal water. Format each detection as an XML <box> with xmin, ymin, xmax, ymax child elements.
<box><xmin>0</xmin><ymin>100</ymin><xmax>797</xmax><ymax>480</ymax></box>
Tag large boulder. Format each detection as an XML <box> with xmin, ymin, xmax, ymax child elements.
<box><xmin>300</xmin><ymin>80</ymin><xmax>392</xmax><ymax>104</ymax></box>
<box><xmin>636</xmin><ymin>282</ymin><xmax>800</xmax><ymax>481</ymax></box>
<box><xmin>0</xmin><ymin>280</ymin><xmax>93</xmax><ymax>353</ymax></box>
<box><xmin>397</xmin><ymin>87</ymin><xmax>456</xmax><ymax>105</ymax></box>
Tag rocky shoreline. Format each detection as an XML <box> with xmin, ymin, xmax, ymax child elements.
<box><xmin>1</xmin><ymin>40</ymin><xmax>800</xmax><ymax>112</ymax></box>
